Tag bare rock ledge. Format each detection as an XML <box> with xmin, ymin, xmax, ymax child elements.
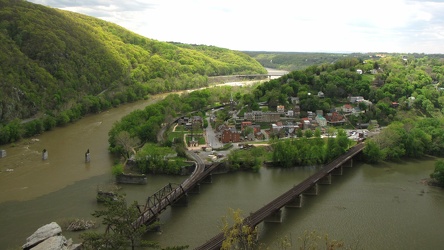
<box><xmin>22</xmin><ymin>222</ymin><xmax>82</xmax><ymax>250</ymax></box>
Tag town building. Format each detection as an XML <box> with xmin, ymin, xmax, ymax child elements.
<box><xmin>342</xmin><ymin>104</ymin><xmax>353</xmax><ymax>113</ymax></box>
<box><xmin>348</xmin><ymin>96</ymin><xmax>364</xmax><ymax>103</ymax></box>
<box><xmin>315</xmin><ymin>114</ymin><xmax>327</xmax><ymax>127</ymax></box>
<box><xmin>326</xmin><ymin>112</ymin><xmax>346</xmax><ymax>125</ymax></box>
<box><xmin>244</xmin><ymin>111</ymin><xmax>281</xmax><ymax>122</ymax></box>
<box><xmin>220</xmin><ymin>127</ymin><xmax>241</xmax><ymax>143</ymax></box>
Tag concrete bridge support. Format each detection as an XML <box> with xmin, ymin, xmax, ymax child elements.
<box><xmin>202</xmin><ymin>174</ymin><xmax>213</xmax><ymax>184</ymax></box>
<box><xmin>344</xmin><ymin>158</ymin><xmax>353</xmax><ymax>168</ymax></box>
<box><xmin>264</xmin><ymin>209</ymin><xmax>282</xmax><ymax>223</ymax></box>
<box><xmin>319</xmin><ymin>174</ymin><xmax>332</xmax><ymax>185</ymax></box>
<box><xmin>332</xmin><ymin>166</ymin><xmax>343</xmax><ymax>176</ymax></box>
<box><xmin>172</xmin><ymin>193</ymin><xmax>189</xmax><ymax>207</ymax></box>
<box><xmin>303</xmin><ymin>183</ymin><xmax>318</xmax><ymax>196</ymax></box>
<box><xmin>188</xmin><ymin>184</ymin><xmax>200</xmax><ymax>194</ymax></box>
<box><xmin>286</xmin><ymin>194</ymin><xmax>303</xmax><ymax>208</ymax></box>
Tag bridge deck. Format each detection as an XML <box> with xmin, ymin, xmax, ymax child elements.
<box><xmin>195</xmin><ymin>143</ymin><xmax>365</xmax><ymax>250</ymax></box>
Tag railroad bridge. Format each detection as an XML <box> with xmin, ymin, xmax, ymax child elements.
<box><xmin>131</xmin><ymin>142</ymin><xmax>365</xmax><ymax>248</ymax></box>
<box><xmin>195</xmin><ymin>143</ymin><xmax>365</xmax><ymax>250</ymax></box>
<box><xmin>133</xmin><ymin>155</ymin><xmax>222</xmax><ymax>229</ymax></box>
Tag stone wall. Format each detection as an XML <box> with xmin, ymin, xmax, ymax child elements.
<box><xmin>116</xmin><ymin>173</ymin><xmax>147</xmax><ymax>185</ymax></box>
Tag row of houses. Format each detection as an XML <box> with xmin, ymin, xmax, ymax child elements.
<box><xmin>182</xmin><ymin>95</ymin><xmax>374</xmax><ymax>144</ymax></box>
<box><xmin>217</xmin><ymin>109</ymin><xmax>351</xmax><ymax>143</ymax></box>
<box><xmin>217</xmin><ymin>95</ymin><xmax>376</xmax><ymax>143</ymax></box>
<box><xmin>217</xmin><ymin>123</ymin><xmax>265</xmax><ymax>143</ymax></box>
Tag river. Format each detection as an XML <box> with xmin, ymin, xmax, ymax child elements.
<box><xmin>1</xmin><ymin>78</ymin><xmax>444</xmax><ymax>249</ymax></box>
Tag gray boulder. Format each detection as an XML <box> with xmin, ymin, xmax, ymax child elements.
<box><xmin>64</xmin><ymin>238</ymin><xmax>83</xmax><ymax>250</ymax></box>
<box><xmin>31</xmin><ymin>235</ymin><xmax>66</xmax><ymax>250</ymax></box>
<box><xmin>22</xmin><ymin>222</ymin><xmax>62</xmax><ymax>249</ymax></box>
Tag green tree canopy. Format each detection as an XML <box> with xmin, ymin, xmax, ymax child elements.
<box><xmin>430</xmin><ymin>160</ymin><xmax>444</xmax><ymax>186</ymax></box>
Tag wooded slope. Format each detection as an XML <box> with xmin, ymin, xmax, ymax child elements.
<box><xmin>0</xmin><ymin>0</ymin><xmax>266</xmax><ymax>122</ymax></box>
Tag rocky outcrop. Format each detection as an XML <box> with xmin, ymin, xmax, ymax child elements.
<box><xmin>22</xmin><ymin>222</ymin><xmax>82</xmax><ymax>250</ymax></box>
<box><xmin>22</xmin><ymin>222</ymin><xmax>62</xmax><ymax>249</ymax></box>
<box><xmin>31</xmin><ymin>236</ymin><xmax>66</xmax><ymax>250</ymax></box>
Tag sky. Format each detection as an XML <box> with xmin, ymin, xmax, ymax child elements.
<box><xmin>28</xmin><ymin>0</ymin><xmax>444</xmax><ymax>54</ymax></box>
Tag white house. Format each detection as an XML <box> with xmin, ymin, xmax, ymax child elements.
<box><xmin>291</xmin><ymin>97</ymin><xmax>300</xmax><ymax>104</ymax></box>
<box><xmin>315</xmin><ymin>115</ymin><xmax>327</xmax><ymax>127</ymax></box>
<box><xmin>342</xmin><ymin>104</ymin><xmax>353</xmax><ymax>113</ymax></box>
<box><xmin>349</xmin><ymin>96</ymin><xmax>364</xmax><ymax>103</ymax></box>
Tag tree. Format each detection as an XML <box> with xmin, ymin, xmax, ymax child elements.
<box><xmin>430</xmin><ymin>160</ymin><xmax>444</xmax><ymax>186</ymax></box>
<box><xmin>314</xmin><ymin>128</ymin><xmax>321</xmax><ymax>138</ymax></box>
<box><xmin>221</xmin><ymin>208</ymin><xmax>258</xmax><ymax>250</ymax></box>
<box><xmin>80</xmin><ymin>195</ymin><xmax>158</xmax><ymax>250</ymax></box>
<box><xmin>242</xmin><ymin>127</ymin><xmax>254</xmax><ymax>138</ymax></box>
<box><xmin>372</xmin><ymin>123</ymin><xmax>405</xmax><ymax>160</ymax></box>
<box><xmin>363</xmin><ymin>139</ymin><xmax>384</xmax><ymax>163</ymax></box>
<box><xmin>296</xmin><ymin>129</ymin><xmax>303</xmax><ymax>138</ymax></box>
<box><xmin>304</xmin><ymin>129</ymin><xmax>313</xmax><ymax>138</ymax></box>
<box><xmin>227</xmin><ymin>147</ymin><xmax>265</xmax><ymax>172</ymax></box>
<box><xmin>325</xmin><ymin>137</ymin><xmax>342</xmax><ymax>162</ymax></box>
<box><xmin>336</xmin><ymin>129</ymin><xmax>350</xmax><ymax>152</ymax></box>
<box><xmin>114</xmin><ymin>131</ymin><xmax>141</xmax><ymax>160</ymax></box>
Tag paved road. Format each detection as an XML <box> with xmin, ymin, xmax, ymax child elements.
<box><xmin>205</xmin><ymin>115</ymin><xmax>222</xmax><ymax>149</ymax></box>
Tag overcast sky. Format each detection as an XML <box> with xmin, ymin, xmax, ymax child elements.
<box><xmin>28</xmin><ymin>0</ymin><xmax>444</xmax><ymax>54</ymax></box>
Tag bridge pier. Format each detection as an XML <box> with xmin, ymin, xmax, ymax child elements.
<box><xmin>286</xmin><ymin>194</ymin><xmax>303</xmax><ymax>208</ymax></box>
<box><xmin>172</xmin><ymin>193</ymin><xmax>189</xmax><ymax>207</ymax></box>
<box><xmin>188</xmin><ymin>183</ymin><xmax>200</xmax><ymax>194</ymax></box>
<box><xmin>202</xmin><ymin>174</ymin><xmax>213</xmax><ymax>184</ymax></box>
<box><xmin>332</xmin><ymin>166</ymin><xmax>343</xmax><ymax>176</ymax></box>
<box><xmin>147</xmin><ymin>217</ymin><xmax>161</xmax><ymax>232</ymax></box>
<box><xmin>264</xmin><ymin>209</ymin><xmax>282</xmax><ymax>223</ymax></box>
<box><xmin>303</xmin><ymin>183</ymin><xmax>318</xmax><ymax>196</ymax></box>
<box><xmin>344</xmin><ymin>158</ymin><xmax>353</xmax><ymax>168</ymax></box>
<box><xmin>319</xmin><ymin>174</ymin><xmax>332</xmax><ymax>185</ymax></box>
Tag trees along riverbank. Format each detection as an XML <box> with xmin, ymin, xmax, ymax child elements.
<box><xmin>362</xmin><ymin>117</ymin><xmax>444</xmax><ymax>185</ymax></box>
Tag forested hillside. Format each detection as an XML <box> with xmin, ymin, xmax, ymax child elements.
<box><xmin>243</xmin><ymin>51</ymin><xmax>348</xmax><ymax>71</ymax></box>
<box><xmin>254</xmin><ymin>55</ymin><xmax>444</xmax><ymax>161</ymax></box>
<box><xmin>0</xmin><ymin>0</ymin><xmax>265</xmax><ymax>126</ymax></box>
<box><xmin>244</xmin><ymin>51</ymin><xmax>444</xmax><ymax>72</ymax></box>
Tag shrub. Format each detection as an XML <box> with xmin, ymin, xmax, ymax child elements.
<box><xmin>112</xmin><ymin>163</ymin><xmax>124</xmax><ymax>176</ymax></box>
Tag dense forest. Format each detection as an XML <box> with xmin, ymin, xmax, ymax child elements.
<box><xmin>0</xmin><ymin>0</ymin><xmax>265</xmax><ymax>144</ymax></box>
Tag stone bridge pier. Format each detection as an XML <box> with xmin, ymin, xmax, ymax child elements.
<box><xmin>264</xmin><ymin>209</ymin><xmax>283</xmax><ymax>223</ymax></box>
<box><xmin>286</xmin><ymin>194</ymin><xmax>303</xmax><ymax>208</ymax></box>
<box><xmin>303</xmin><ymin>183</ymin><xmax>319</xmax><ymax>196</ymax></box>
<box><xmin>319</xmin><ymin>174</ymin><xmax>332</xmax><ymax>184</ymax></box>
